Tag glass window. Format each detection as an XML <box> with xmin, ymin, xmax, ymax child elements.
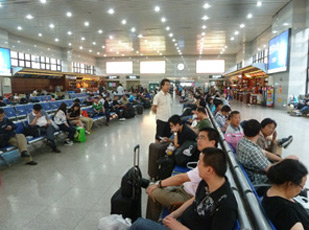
<box><xmin>51</xmin><ymin>58</ymin><xmax>56</xmax><ymax>64</ymax></box>
<box><xmin>19</xmin><ymin>60</ymin><xmax>25</xmax><ymax>67</ymax></box>
<box><xmin>40</xmin><ymin>63</ymin><xmax>46</xmax><ymax>69</ymax></box>
<box><xmin>46</xmin><ymin>64</ymin><xmax>50</xmax><ymax>70</ymax></box>
<box><xmin>40</xmin><ymin>56</ymin><xmax>45</xmax><ymax>62</ymax></box>
<box><xmin>196</xmin><ymin>60</ymin><xmax>225</xmax><ymax>73</ymax></box>
<box><xmin>140</xmin><ymin>61</ymin><xmax>165</xmax><ymax>74</ymax></box>
<box><xmin>32</xmin><ymin>62</ymin><xmax>40</xmax><ymax>69</ymax></box>
<box><xmin>26</xmin><ymin>61</ymin><xmax>31</xmax><ymax>68</ymax></box>
<box><xmin>51</xmin><ymin>64</ymin><xmax>57</xmax><ymax>71</ymax></box>
<box><xmin>11</xmin><ymin>51</ymin><xmax>18</xmax><ymax>59</ymax></box>
<box><xmin>18</xmin><ymin>52</ymin><xmax>24</xmax><ymax>59</ymax></box>
<box><xmin>11</xmin><ymin>59</ymin><xmax>18</xmax><ymax>66</ymax></box>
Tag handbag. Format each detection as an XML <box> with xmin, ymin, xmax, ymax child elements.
<box><xmin>174</xmin><ymin>141</ymin><xmax>198</xmax><ymax>167</ymax></box>
<box><xmin>74</xmin><ymin>127</ymin><xmax>86</xmax><ymax>143</ymax></box>
<box><xmin>224</xmin><ymin>133</ymin><xmax>244</xmax><ymax>151</ymax></box>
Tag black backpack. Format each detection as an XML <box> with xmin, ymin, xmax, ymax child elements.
<box><xmin>174</xmin><ymin>141</ymin><xmax>199</xmax><ymax>167</ymax></box>
<box><xmin>122</xmin><ymin>105</ymin><xmax>135</xmax><ymax>119</ymax></box>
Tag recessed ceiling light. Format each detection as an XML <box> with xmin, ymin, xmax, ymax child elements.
<box><xmin>234</xmin><ymin>31</ymin><xmax>239</xmax><ymax>35</ymax></box>
<box><xmin>121</xmin><ymin>19</ymin><xmax>127</xmax><ymax>25</ymax></box>
<box><xmin>104</xmin><ymin>54</ymin><xmax>107</xmax><ymax>57</ymax></box>
<box><xmin>84</xmin><ymin>21</ymin><xmax>89</xmax><ymax>26</ymax></box>
<box><xmin>202</xmin><ymin>25</ymin><xmax>207</xmax><ymax>29</ymax></box>
<box><xmin>66</xmin><ymin>12</ymin><xmax>72</xmax><ymax>17</ymax></box>
<box><xmin>47</xmin><ymin>48</ymin><xmax>50</xmax><ymax>50</ymax></box>
<box><xmin>26</xmin><ymin>14</ymin><xmax>33</xmax><ymax>20</ymax></box>
<box><xmin>17</xmin><ymin>26</ymin><xmax>22</xmax><ymax>30</ymax></box>
<box><xmin>38</xmin><ymin>33</ymin><xmax>42</xmax><ymax>37</ymax></box>
<box><xmin>109</xmin><ymin>35</ymin><xmax>113</xmax><ymax>39</ymax></box>
<box><xmin>102</xmin><ymin>45</ymin><xmax>105</xmax><ymax>49</ymax></box>
<box><xmin>55</xmin><ymin>38</ymin><xmax>59</xmax><ymax>42</ymax></box>
<box><xmin>240</xmin><ymin>24</ymin><xmax>245</xmax><ymax>28</ymax></box>
<box><xmin>97</xmin><ymin>52</ymin><xmax>100</xmax><ymax>55</ymax></box>
<box><xmin>161</xmin><ymin>17</ymin><xmax>166</xmax><ymax>23</ymax></box>
<box><xmin>169</xmin><ymin>33</ymin><xmax>173</xmax><ymax>37</ymax></box>
<box><xmin>116</xmin><ymin>51</ymin><xmax>119</xmax><ymax>54</ymax></box>
<box><xmin>92</xmin><ymin>42</ymin><xmax>96</xmax><ymax>45</ymax></box>
<box><xmin>122</xmin><ymin>54</ymin><xmax>125</xmax><ymax>56</ymax></box>
<box><xmin>17</xmin><ymin>40</ymin><xmax>20</xmax><ymax>43</ymax></box>
<box><xmin>131</xmin><ymin>27</ymin><xmax>136</xmax><ymax>32</ymax></box>
<box><xmin>49</xmin><ymin>23</ymin><xmax>54</xmax><ymax>28</ymax></box>
<box><xmin>202</xmin><ymin>15</ymin><xmax>209</xmax><ymax>21</ymax></box>
<box><xmin>247</xmin><ymin>13</ymin><xmax>253</xmax><ymax>19</ymax></box>
<box><xmin>203</xmin><ymin>3</ymin><xmax>211</xmax><ymax>9</ymax></box>
<box><xmin>136</xmin><ymin>51</ymin><xmax>139</xmax><ymax>54</ymax></box>
<box><xmin>172</xmin><ymin>38</ymin><xmax>176</xmax><ymax>42</ymax></box>
<box><xmin>81</xmin><ymin>37</ymin><xmax>85</xmax><ymax>41</ymax></box>
<box><xmin>174</xmin><ymin>43</ymin><xmax>178</xmax><ymax>46</ymax></box>
<box><xmin>40</xmin><ymin>0</ymin><xmax>47</xmax><ymax>4</ymax></box>
<box><xmin>79</xmin><ymin>46</ymin><xmax>83</xmax><ymax>50</ymax></box>
<box><xmin>201</xmin><ymin>32</ymin><xmax>206</xmax><ymax>36</ymax></box>
<box><xmin>166</xmin><ymin>26</ymin><xmax>170</xmax><ymax>31</ymax></box>
<box><xmin>108</xmin><ymin>8</ymin><xmax>114</xmax><ymax>15</ymax></box>
<box><xmin>225</xmin><ymin>45</ymin><xmax>228</xmax><ymax>48</ymax></box>
<box><xmin>67</xmin><ymin>31</ymin><xmax>72</xmax><ymax>35</ymax></box>
<box><xmin>98</xmin><ymin>29</ymin><xmax>103</xmax><ymax>34</ymax></box>
<box><xmin>283</xmin><ymin>23</ymin><xmax>289</xmax><ymax>26</ymax></box>
<box><xmin>34</xmin><ymin>45</ymin><xmax>37</xmax><ymax>47</ymax></box>
<box><xmin>68</xmin><ymin>43</ymin><xmax>72</xmax><ymax>46</ymax></box>
<box><xmin>89</xmin><ymin>49</ymin><xmax>92</xmax><ymax>53</ymax></box>
<box><xmin>257</xmin><ymin>1</ymin><xmax>262</xmax><ymax>7</ymax></box>
<box><xmin>272</xmin><ymin>30</ymin><xmax>277</xmax><ymax>34</ymax></box>
<box><xmin>154</xmin><ymin>6</ymin><xmax>160</xmax><ymax>12</ymax></box>
<box><xmin>263</xmin><ymin>45</ymin><xmax>267</xmax><ymax>48</ymax></box>
<box><xmin>230</xmin><ymin>37</ymin><xmax>235</xmax><ymax>41</ymax></box>
<box><xmin>138</xmin><ymin>34</ymin><xmax>143</xmax><ymax>38</ymax></box>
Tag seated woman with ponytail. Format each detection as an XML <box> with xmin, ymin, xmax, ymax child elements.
<box><xmin>262</xmin><ymin>159</ymin><xmax>309</xmax><ymax>230</ymax></box>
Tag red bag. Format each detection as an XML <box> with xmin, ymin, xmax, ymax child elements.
<box><xmin>82</xmin><ymin>110</ymin><xmax>89</xmax><ymax>117</ymax></box>
<box><xmin>224</xmin><ymin>133</ymin><xmax>244</xmax><ymax>151</ymax></box>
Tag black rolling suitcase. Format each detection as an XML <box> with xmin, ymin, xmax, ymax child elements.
<box><xmin>148</xmin><ymin>142</ymin><xmax>170</xmax><ymax>179</ymax></box>
<box><xmin>123</xmin><ymin>105</ymin><xmax>135</xmax><ymax>119</ymax></box>
<box><xmin>111</xmin><ymin>145</ymin><xmax>142</xmax><ymax>221</ymax></box>
<box><xmin>156</xmin><ymin>155</ymin><xmax>174</xmax><ymax>180</ymax></box>
<box><xmin>135</xmin><ymin>105</ymin><xmax>144</xmax><ymax>115</ymax></box>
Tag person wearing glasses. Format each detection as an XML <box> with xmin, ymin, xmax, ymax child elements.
<box><xmin>262</xmin><ymin>159</ymin><xmax>308</xmax><ymax>230</ymax></box>
<box><xmin>146</xmin><ymin>128</ymin><xmax>219</xmax><ymax>221</ymax></box>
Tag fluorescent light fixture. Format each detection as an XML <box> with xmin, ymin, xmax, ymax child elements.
<box><xmin>67</xmin><ymin>31</ymin><xmax>72</xmax><ymax>35</ymax></box>
<box><xmin>66</xmin><ymin>12</ymin><xmax>72</xmax><ymax>17</ymax></box>
<box><xmin>161</xmin><ymin>17</ymin><xmax>166</xmax><ymax>22</ymax></box>
<box><xmin>49</xmin><ymin>23</ymin><xmax>54</xmax><ymax>28</ymax></box>
<box><xmin>108</xmin><ymin>8</ymin><xmax>114</xmax><ymax>14</ymax></box>
<box><xmin>17</xmin><ymin>26</ymin><xmax>22</xmax><ymax>30</ymax></box>
<box><xmin>26</xmin><ymin>14</ymin><xmax>33</xmax><ymax>19</ymax></box>
<box><xmin>131</xmin><ymin>27</ymin><xmax>136</xmax><ymax>32</ymax></box>
<box><xmin>154</xmin><ymin>6</ymin><xmax>160</xmax><ymax>12</ymax></box>
<box><xmin>257</xmin><ymin>1</ymin><xmax>262</xmax><ymax>7</ymax></box>
<box><xmin>196</xmin><ymin>60</ymin><xmax>225</xmax><ymax>73</ymax></box>
<box><xmin>98</xmin><ymin>29</ymin><xmax>103</xmax><ymax>34</ymax></box>
<box><xmin>202</xmin><ymin>15</ymin><xmax>209</xmax><ymax>20</ymax></box>
<box><xmin>203</xmin><ymin>3</ymin><xmax>211</xmax><ymax>9</ymax></box>
<box><xmin>121</xmin><ymin>19</ymin><xmax>127</xmax><ymax>25</ymax></box>
<box><xmin>240</xmin><ymin>24</ymin><xmax>245</xmax><ymax>28</ymax></box>
<box><xmin>140</xmin><ymin>61</ymin><xmax>166</xmax><ymax>74</ymax></box>
<box><xmin>247</xmin><ymin>13</ymin><xmax>253</xmax><ymax>19</ymax></box>
<box><xmin>84</xmin><ymin>21</ymin><xmax>89</xmax><ymax>26</ymax></box>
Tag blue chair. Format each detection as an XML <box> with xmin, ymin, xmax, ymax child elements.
<box><xmin>15</xmin><ymin>105</ymin><xmax>28</xmax><ymax>117</ymax></box>
<box><xmin>49</xmin><ymin>102</ymin><xmax>59</xmax><ymax>111</ymax></box>
<box><xmin>172</xmin><ymin>165</ymin><xmax>191</xmax><ymax>175</ymax></box>
<box><xmin>3</xmin><ymin>107</ymin><xmax>17</xmax><ymax>119</ymax></box>
<box><xmin>41</xmin><ymin>103</ymin><xmax>52</xmax><ymax>112</ymax></box>
<box><xmin>14</xmin><ymin>121</ymin><xmax>25</xmax><ymax>134</ymax></box>
<box><xmin>25</xmin><ymin>104</ymin><xmax>34</xmax><ymax>114</ymax></box>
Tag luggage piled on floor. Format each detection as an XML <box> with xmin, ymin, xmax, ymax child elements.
<box><xmin>122</xmin><ymin>105</ymin><xmax>135</xmax><ymax>119</ymax></box>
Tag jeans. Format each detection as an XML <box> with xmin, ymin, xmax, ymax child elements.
<box><xmin>129</xmin><ymin>218</ymin><xmax>168</xmax><ymax>230</ymax></box>
<box><xmin>300</xmin><ymin>106</ymin><xmax>309</xmax><ymax>114</ymax></box>
<box><xmin>39</xmin><ymin>125</ymin><xmax>56</xmax><ymax>148</ymax></box>
<box><xmin>58</xmin><ymin>124</ymin><xmax>76</xmax><ymax>141</ymax></box>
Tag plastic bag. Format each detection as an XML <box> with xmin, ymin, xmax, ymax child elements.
<box><xmin>98</xmin><ymin>214</ymin><xmax>132</xmax><ymax>230</ymax></box>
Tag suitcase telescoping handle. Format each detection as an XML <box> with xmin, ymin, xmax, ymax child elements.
<box><xmin>134</xmin><ymin>144</ymin><xmax>140</xmax><ymax>167</ymax></box>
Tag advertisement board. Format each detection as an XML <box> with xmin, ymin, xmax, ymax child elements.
<box><xmin>0</xmin><ymin>47</ymin><xmax>11</xmax><ymax>76</ymax></box>
<box><xmin>268</xmin><ymin>29</ymin><xmax>290</xmax><ymax>74</ymax></box>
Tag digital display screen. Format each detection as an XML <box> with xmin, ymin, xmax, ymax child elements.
<box><xmin>268</xmin><ymin>29</ymin><xmax>290</xmax><ymax>74</ymax></box>
<box><xmin>196</xmin><ymin>60</ymin><xmax>225</xmax><ymax>73</ymax></box>
<box><xmin>0</xmin><ymin>47</ymin><xmax>11</xmax><ymax>76</ymax></box>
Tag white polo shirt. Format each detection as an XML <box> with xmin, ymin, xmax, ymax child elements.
<box><xmin>183</xmin><ymin>166</ymin><xmax>202</xmax><ymax>196</ymax></box>
<box><xmin>153</xmin><ymin>90</ymin><xmax>172</xmax><ymax>122</ymax></box>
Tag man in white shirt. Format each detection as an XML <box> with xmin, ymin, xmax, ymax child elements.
<box><xmin>117</xmin><ymin>83</ymin><xmax>125</xmax><ymax>95</ymax></box>
<box><xmin>225</xmin><ymin>111</ymin><xmax>243</xmax><ymax>134</ymax></box>
<box><xmin>152</xmin><ymin>79</ymin><xmax>172</xmax><ymax>142</ymax></box>
<box><xmin>145</xmin><ymin>127</ymin><xmax>220</xmax><ymax>221</ymax></box>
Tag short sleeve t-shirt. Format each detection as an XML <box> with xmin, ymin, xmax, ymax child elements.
<box><xmin>196</xmin><ymin>119</ymin><xmax>212</xmax><ymax>131</ymax></box>
<box><xmin>180</xmin><ymin>179</ymin><xmax>238</xmax><ymax>230</ymax></box>
<box><xmin>262</xmin><ymin>195</ymin><xmax>309</xmax><ymax>230</ymax></box>
<box><xmin>183</xmin><ymin>167</ymin><xmax>202</xmax><ymax>196</ymax></box>
<box><xmin>178</xmin><ymin>124</ymin><xmax>197</xmax><ymax>146</ymax></box>
<box><xmin>153</xmin><ymin>90</ymin><xmax>172</xmax><ymax>122</ymax></box>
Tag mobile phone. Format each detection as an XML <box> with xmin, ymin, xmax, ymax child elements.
<box><xmin>158</xmin><ymin>136</ymin><xmax>164</xmax><ymax>140</ymax></box>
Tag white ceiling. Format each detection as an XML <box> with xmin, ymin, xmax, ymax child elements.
<box><xmin>0</xmin><ymin>0</ymin><xmax>289</xmax><ymax>58</ymax></box>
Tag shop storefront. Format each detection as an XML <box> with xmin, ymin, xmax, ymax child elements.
<box><xmin>224</xmin><ymin>63</ymin><xmax>274</xmax><ymax>107</ymax></box>
<box><xmin>105</xmin><ymin>75</ymin><xmax>120</xmax><ymax>90</ymax></box>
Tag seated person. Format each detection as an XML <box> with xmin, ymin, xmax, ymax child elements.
<box><xmin>215</xmin><ymin>105</ymin><xmax>231</xmax><ymax>133</ymax></box>
<box><xmin>67</xmin><ymin>103</ymin><xmax>84</xmax><ymax>128</ymax></box>
<box><xmin>257</xmin><ymin>118</ymin><xmax>293</xmax><ymax>159</ymax></box>
<box><xmin>92</xmin><ymin>96</ymin><xmax>110</xmax><ymax>126</ymax></box>
<box><xmin>191</xmin><ymin>107</ymin><xmax>212</xmax><ymax>134</ymax></box>
<box><xmin>300</xmin><ymin>95</ymin><xmax>309</xmax><ymax>115</ymax></box>
<box><xmin>72</xmin><ymin>99</ymin><xmax>93</xmax><ymax>133</ymax></box>
<box><xmin>0</xmin><ymin>96</ymin><xmax>6</xmax><ymax>107</ymax></box>
<box><xmin>237</xmin><ymin>119</ymin><xmax>297</xmax><ymax>187</ymax></box>
<box><xmin>85</xmin><ymin>94</ymin><xmax>93</xmax><ymax>105</ymax></box>
<box><xmin>120</xmin><ymin>94</ymin><xmax>129</xmax><ymax>105</ymax></box>
<box><xmin>112</xmin><ymin>95</ymin><xmax>125</xmax><ymax>121</ymax></box>
<box><xmin>0</xmin><ymin>109</ymin><xmax>37</xmax><ymax>165</ymax></box>
<box><xmin>225</xmin><ymin>111</ymin><xmax>243</xmax><ymax>134</ymax></box>
<box><xmin>262</xmin><ymin>159</ymin><xmax>308</xmax><ymax>230</ymax></box>
<box><xmin>146</xmin><ymin>128</ymin><xmax>220</xmax><ymax>221</ymax></box>
<box><xmin>162</xmin><ymin>115</ymin><xmax>197</xmax><ymax>148</ymax></box>
<box><xmin>27</xmin><ymin>104</ymin><xmax>61</xmax><ymax>153</ymax></box>
<box><xmin>206</xmin><ymin>97</ymin><xmax>215</xmax><ymax>114</ymax></box>
<box><xmin>213</xmin><ymin>99</ymin><xmax>223</xmax><ymax>115</ymax></box>
<box><xmin>98</xmin><ymin>94</ymin><xmax>105</xmax><ymax>105</ymax></box>
<box><xmin>131</xmin><ymin>147</ymin><xmax>238</xmax><ymax>230</ymax></box>
<box><xmin>54</xmin><ymin>103</ymin><xmax>76</xmax><ymax>146</ymax></box>
<box><xmin>129</xmin><ymin>93</ymin><xmax>138</xmax><ymax>104</ymax></box>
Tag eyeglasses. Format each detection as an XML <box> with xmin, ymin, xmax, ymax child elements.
<box><xmin>196</xmin><ymin>136</ymin><xmax>207</xmax><ymax>141</ymax></box>
<box><xmin>297</xmin><ymin>183</ymin><xmax>305</xmax><ymax>189</ymax></box>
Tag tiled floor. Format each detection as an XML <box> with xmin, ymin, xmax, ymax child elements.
<box><xmin>0</xmin><ymin>98</ymin><xmax>308</xmax><ymax>229</ymax></box>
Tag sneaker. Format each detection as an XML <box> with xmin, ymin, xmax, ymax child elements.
<box><xmin>85</xmin><ymin>130</ymin><xmax>91</xmax><ymax>135</ymax></box>
<box><xmin>119</xmin><ymin>118</ymin><xmax>126</xmax><ymax>121</ymax></box>
<box><xmin>64</xmin><ymin>140</ymin><xmax>73</xmax><ymax>146</ymax></box>
<box><xmin>52</xmin><ymin>147</ymin><xmax>61</xmax><ymax>153</ymax></box>
<box><xmin>21</xmin><ymin>151</ymin><xmax>31</xmax><ymax>158</ymax></box>
<box><xmin>26</xmin><ymin>160</ymin><xmax>38</xmax><ymax>166</ymax></box>
<box><xmin>278</xmin><ymin>136</ymin><xmax>293</xmax><ymax>149</ymax></box>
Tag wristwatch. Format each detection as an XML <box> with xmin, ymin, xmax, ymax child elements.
<box><xmin>174</xmin><ymin>132</ymin><xmax>178</xmax><ymax>136</ymax></box>
<box><xmin>156</xmin><ymin>180</ymin><xmax>163</xmax><ymax>188</ymax></box>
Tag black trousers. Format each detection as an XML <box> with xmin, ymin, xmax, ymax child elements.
<box><xmin>58</xmin><ymin>124</ymin><xmax>76</xmax><ymax>141</ymax></box>
<box><xmin>155</xmin><ymin>119</ymin><xmax>171</xmax><ymax>141</ymax></box>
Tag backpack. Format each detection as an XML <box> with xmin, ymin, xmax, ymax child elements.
<box><xmin>122</xmin><ymin>105</ymin><xmax>135</xmax><ymax>119</ymax></box>
<box><xmin>174</xmin><ymin>141</ymin><xmax>199</xmax><ymax>167</ymax></box>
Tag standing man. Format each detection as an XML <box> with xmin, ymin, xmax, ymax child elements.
<box><xmin>152</xmin><ymin>79</ymin><xmax>172</xmax><ymax>142</ymax></box>
<box><xmin>117</xmin><ymin>83</ymin><xmax>125</xmax><ymax>95</ymax></box>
